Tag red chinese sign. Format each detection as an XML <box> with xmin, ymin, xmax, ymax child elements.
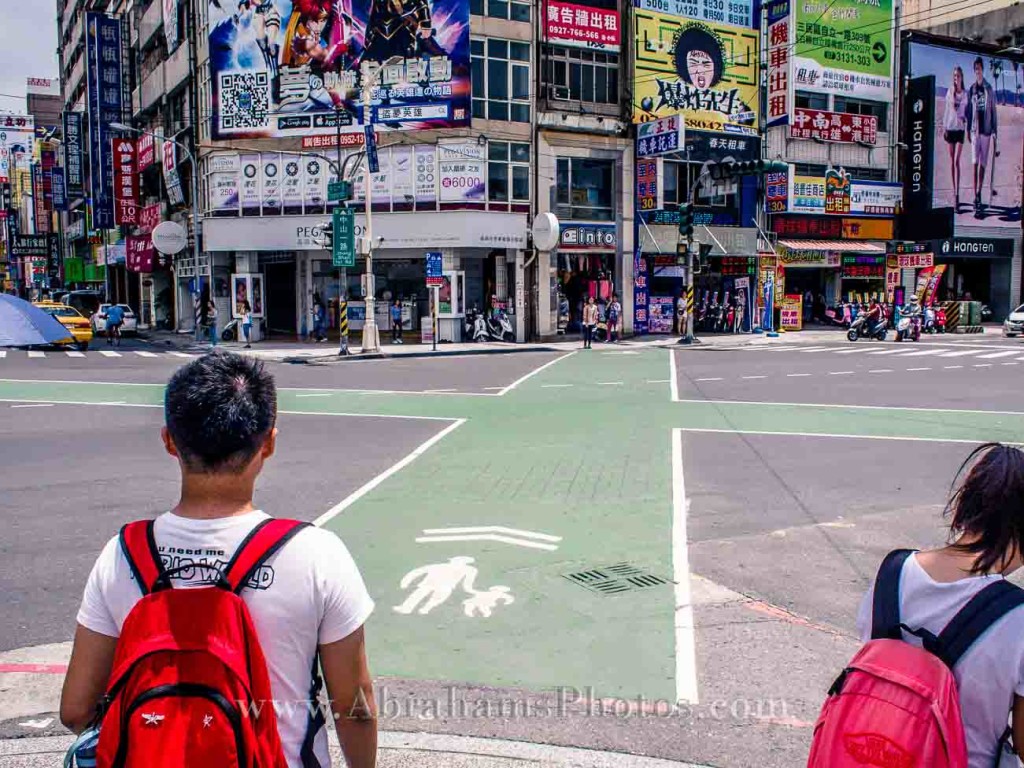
<box><xmin>790</xmin><ymin>109</ymin><xmax>878</xmax><ymax>145</ymax></box>
<box><xmin>766</xmin><ymin>7</ymin><xmax>791</xmax><ymax>127</ymax></box>
<box><xmin>126</xmin><ymin>235</ymin><xmax>154</xmax><ymax>273</ymax></box>
<box><xmin>896</xmin><ymin>252</ymin><xmax>934</xmax><ymax>269</ymax></box>
<box><xmin>112</xmin><ymin>138</ymin><xmax>139</xmax><ymax>226</ymax></box>
<box><xmin>138</xmin><ymin>202</ymin><xmax>162</xmax><ymax>234</ymax></box>
<box><xmin>300</xmin><ymin>133</ymin><xmax>368</xmax><ymax>150</ymax></box>
<box><xmin>636</xmin><ymin>159</ymin><xmax>657</xmax><ymax>212</ymax></box>
<box><xmin>544</xmin><ymin>0</ymin><xmax>620</xmax><ymax>52</ymax></box>
<box><xmin>137</xmin><ymin>132</ymin><xmax>156</xmax><ymax>172</ymax></box>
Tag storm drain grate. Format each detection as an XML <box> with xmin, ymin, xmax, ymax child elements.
<box><xmin>563</xmin><ymin>563</ymin><xmax>671</xmax><ymax>596</ymax></box>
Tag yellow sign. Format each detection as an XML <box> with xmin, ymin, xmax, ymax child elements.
<box><xmin>780</xmin><ymin>294</ymin><xmax>803</xmax><ymax>331</ymax></box>
<box><xmin>633</xmin><ymin>11</ymin><xmax>759</xmax><ymax>130</ymax></box>
<box><xmin>842</xmin><ymin>218</ymin><xmax>894</xmax><ymax>240</ymax></box>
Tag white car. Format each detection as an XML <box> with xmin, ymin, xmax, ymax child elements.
<box><xmin>91</xmin><ymin>304</ymin><xmax>139</xmax><ymax>336</ymax></box>
<box><xmin>1004</xmin><ymin>304</ymin><xmax>1024</xmax><ymax>337</ymax></box>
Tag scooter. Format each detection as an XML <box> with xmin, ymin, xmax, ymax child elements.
<box><xmin>464</xmin><ymin>306</ymin><xmax>488</xmax><ymax>342</ymax></box>
<box><xmin>485</xmin><ymin>308</ymin><xmax>516</xmax><ymax>342</ymax></box>
<box><xmin>847</xmin><ymin>314</ymin><xmax>887</xmax><ymax>342</ymax></box>
<box><xmin>934</xmin><ymin>306</ymin><xmax>947</xmax><ymax>333</ymax></box>
<box><xmin>896</xmin><ymin>304</ymin><xmax>922</xmax><ymax>342</ymax></box>
<box><xmin>221</xmin><ymin>318</ymin><xmax>239</xmax><ymax>342</ymax></box>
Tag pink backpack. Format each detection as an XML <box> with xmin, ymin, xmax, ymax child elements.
<box><xmin>808</xmin><ymin>549</ymin><xmax>1021</xmax><ymax>768</ymax></box>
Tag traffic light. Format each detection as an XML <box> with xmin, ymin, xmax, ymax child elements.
<box><xmin>678</xmin><ymin>203</ymin><xmax>694</xmax><ymax>240</ymax></box>
<box><xmin>707</xmin><ymin>159</ymin><xmax>790</xmax><ymax>180</ymax></box>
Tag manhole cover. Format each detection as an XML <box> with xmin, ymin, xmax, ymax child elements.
<box><xmin>563</xmin><ymin>563</ymin><xmax>671</xmax><ymax>595</ymax></box>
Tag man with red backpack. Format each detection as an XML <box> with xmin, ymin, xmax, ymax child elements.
<box><xmin>60</xmin><ymin>351</ymin><xmax>377</xmax><ymax>768</ymax></box>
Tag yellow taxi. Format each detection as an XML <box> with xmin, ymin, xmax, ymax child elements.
<box><xmin>33</xmin><ymin>301</ymin><xmax>94</xmax><ymax>350</ymax></box>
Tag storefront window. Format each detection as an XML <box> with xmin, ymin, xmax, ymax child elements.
<box><xmin>555</xmin><ymin>158</ymin><xmax>614</xmax><ymax>221</ymax></box>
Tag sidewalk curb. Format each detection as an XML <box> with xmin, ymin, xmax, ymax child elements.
<box><xmin>288</xmin><ymin>344</ymin><xmax>568</xmax><ymax>365</ymax></box>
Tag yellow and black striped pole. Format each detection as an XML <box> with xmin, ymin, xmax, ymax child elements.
<box><xmin>685</xmin><ymin>286</ymin><xmax>694</xmax><ymax>337</ymax></box>
<box><xmin>338</xmin><ymin>299</ymin><xmax>350</xmax><ymax>355</ymax></box>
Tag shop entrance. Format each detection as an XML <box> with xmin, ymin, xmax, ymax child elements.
<box><xmin>782</xmin><ymin>269</ymin><xmax>836</xmax><ymax>325</ymax></box>
<box><xmin>264</xmin><ymin>261</ymin><xmax>297</xmax><ymax>338</ymax></box>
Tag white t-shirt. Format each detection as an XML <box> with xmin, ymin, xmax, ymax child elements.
<box><xmin>857</xmin><ymin>554</ymin><xmax>1024</xmax><ymax>768</ymax></box>
<box><xmin>77</xmin><ymin>510</ymin><xmax>374</xmax><ymax>768</ymax></box>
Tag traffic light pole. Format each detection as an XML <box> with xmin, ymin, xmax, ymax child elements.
<box><xmin>335</xmin><ymin>105</ymin><xmax>349</xmax><ymax>356</ymax></box>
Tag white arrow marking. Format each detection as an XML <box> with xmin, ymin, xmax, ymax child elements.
<box><xmin>415</xmin><ymin>534</ymin><xmax>559</xmax><ymax>551</ymax></box>
<box><xmin>19</xmin><ymin>718</ymin><xmax>53</xmax><ymax>730</ymax></box>
<box><xmin>421</xmin><ymin>526</ymin><xmax>561</xmax><ymax>542</ymax></box>
<box><xmin>417</xmin><ymin>526</ymin><xmax>562</xmax><ymax>551</ymax></box>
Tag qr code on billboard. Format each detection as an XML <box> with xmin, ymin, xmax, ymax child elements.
<box><xmin>219</xmin><ymin>72</ymin><xmax>270</xmax><ymax>132</ymax></box>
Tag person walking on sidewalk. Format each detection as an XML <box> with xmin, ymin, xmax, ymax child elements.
<box><xmin>207</xmin><ymin>299</ymin><xmax>219</xmax><ymax>347</ymax></box>
<box><xmin>390</xmin><ymin>299</ymin><xmax>403</xmax><ymax>344</ymax></box>
<box><xmin>607</xmin><ymin>294</ymin><xmax>622</xmax><ymax>343</ymax></box>
<box><xmin>241</xmin><ymin>299</ymin><xmax>253</xmax><ymax>348</ymax></box>
<box><xmin>582</xmin><ymin>296</ymin><xmax>598</xmax><ymax>348</ymax></box>
<box><xmin>60</xmin><ymin>352</ymin><xmax>377</xmax><ymax>768</ymax></box>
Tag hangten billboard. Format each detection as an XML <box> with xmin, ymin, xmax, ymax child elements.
<box><xmin>208</xmin><ymin>0</ymin><xmax>471</xmax><ymax>140</ymax></box>
<box><xmin>903</xmin><ymin>36</ymin><xmax>1023</xmax><ymax>229</ymax></box>
<box><xmin>633</xmin><ymin>10</ymin><xmax>759</xmax><ymax>131</ymax></box>
<box><xmin>792</xmin><ymin>0</ymin><xmax>894</xmax><ymax>102</ymax></box>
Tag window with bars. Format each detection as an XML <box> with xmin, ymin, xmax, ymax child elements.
<box><xmin>794</xmin><ymin>91</ymin><xmax>828</xmax><ymax>110</ymax></box>
<box><xmin>556</xmin><ymin>158</ymin><xmax>614</xmax><ymax>221</ymax></box>
<box><xmin>473</xmin><ymin>0</ymin><xmax>531</xmax><ymax>21</ymax></box>
<box><xmin>833</xmin><ymin>97</ymin><xmax>888</xmax><ymax>126</ymax></box>
<box><xmin>542</xmin><ymin>45</ymin><xmax>620</xmax><ymax>105</ymax></box>
<box><xmin>471</xmin><ymin>38</ymin><xmax>531</xmax><ymax>123</ymax></box>
<box><xmin>488</xmin><ymin>141</ymin><xmax>530</xmax><ymax>212</ymax></box>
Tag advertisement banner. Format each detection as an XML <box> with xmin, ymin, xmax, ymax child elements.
<box><xmin>139</xmin><ymin>203</ymin><xmax>163</xmax><ymax>234</ymax></box>
<box><xmin>636</xmin><ymin>114</ymin><xmax>685</xmax><ymax>157</ymax></box>
<box><xmin>438</xmin><ymin>141</ymin><xmax>484</xmax><ymax>203</ymax></box>
<box><xmin>779</xmin><ymin>294</ymin><xmax>802</xmax><ymax>330</ymax></box>
<box><xmin>637</xmin><ymin>158</ymin><xmax>658</xmax><ymax>212</ymax></box>
<box><xmin>785</xmin><ymin>167</ymin><xmax>901</xmax><ymax>216</ymax></box>
<box><xmin>303</xmin><ymin>156</ymin><xmax>326</xmax><ymax>210</ymax></box>
<box><xmin>904</xmin><ymin>39</ymin><xmax>1024</xmax><ymax>228</ymax></box>
<box><xmin>765</xmin><ymin>0</ymin><xmax>791</xmax><ymax>127</ymax></box>
<box><xmin>207</xmin><ymin>0</ymin><xmax>471</xmax><ymax>140</ymax></box>
<box><xmin>62</xmin><ymin>112</ymin><xmax>84</xmax><ymax>197</ymax></box>
<box><xmin>545</xmin><ymin>0</ymin><xmax>621</xmax><ymax>52</ymax></box>
<box><xmin>126</xmin><ymin>235</ymin><xmax>155</xmax><ymax>273</ymax></box>
<box><xmin>790</xmin><ymin>108</ymin><xmax>877</xmax><ymax>144</ymax></box>
<box><xmin>633</xmin><ymin>0</ymin><xmax>753</xmax><ymax>26</ymax></box>
<box><xmin>160</xmin><ymin>138</ymin><xmax>185</xmax><ymax>207</ymax></box>
<box><xmin>112</xmin><ymin>137</ymin><xmax>139</xmax><ymax>225</ymax></box>
<box><xmin>137</xmin><ymin>131</ymin><xmax>157</xmax><ymax>171</ymax></box>
<box><xmin>32</xmin><ymin>164</ymin><xmax>49</xmax><ymax>234</ymax></box>
<box><xmin>415</xmin><ymin>145</ymin><xmax>437</xmax><ymax>204</ymax></box>
<box><xmin>261</xmin><ymin>154</ymin><xmax>282</xmax><ymax>212</ymax></box>
<box><xmin>633</xmin><ymin>10</ymin><xmax>759</xmax><ymax>131</ymax></box>
<box><xmin>85</xmin><ymin>13</ymin><xmax>124</xmax><ymax>229</ymax></box>
<box><xmin>765</xmin><ymin>169</ymin><xmax>788</xmax><ymax>213</ymax></box>
<box><xmin>793</xmin><ymin>0</ymin><xmax>894</xmax><ymax>101</ymax></box>
<box><xmin>11</xmin><ymin>234</ymin><xmax>49</xmax><ymax>257</ymax></box>
<box><xmin>240</xmin><ymin>155</ymin><xmax>262</xmax><ymax>213</ymax></box>
<box><xmin>163</xmin><ymin>0</ymin><xmax>180</xmax><ymax>52</ymax></box>
<box><xmin>0</xmin><ymin>115</ymin><xmax>34</xmax><ymax>184</ymax></box>
<box><xmin>633</xmin><ymin>249</ymin><xmax>649</xmax><ymax>334</ymax></box>
<box><xmin>281</xmin><ymin>157</ymin><xmax>304</xmax><ymax>212</ymax></box>
<box><xmin>371</xmin><ymin>152</ymin><xmax>391</xmax><ymax>204</ymax></box>
<box><xmin>391</xmin><ymin>146</ymin><xmax>414</xmax><ymax>205</ymax></box>
<box><xmin>51</xmin><ymin>167</ymin><xmax>67</xmax><ymax>211</ymax></box>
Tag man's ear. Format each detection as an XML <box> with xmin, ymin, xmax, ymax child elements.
<box><xmin>161</xmin><ymin>426</ymin><xmax>179</xmax><ymax>458</ymax></box>
<box><xmin>261</xmin><ymin>427</ymin><xmax>278</xmax><ymax>461</ymax></box>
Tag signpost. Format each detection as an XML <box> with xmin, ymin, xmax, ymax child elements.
<box><xmin>332</xmin><ymin>207</ymin><xmax>356</xmax><ymax>268</ymax></box>
<box><xmin>327</xmin><ymin>180</ymin><xmax>351</xmax><ymax>203</ymax></box>
<box><xmin>426</xmin><ymin>251</ymin><xmax>442</xmax><ymax>351</ymax></box>
<box><xmin>364</xmin><ymin>125</ymin><xmax>379</xmax><ymax>174</ymax></box>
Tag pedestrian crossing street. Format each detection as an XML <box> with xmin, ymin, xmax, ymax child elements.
<box><xmin>0</xmin><ymin>349</ymin><xmax>198</xmax><ymax>361</ymax></box>
<box><xmin>740</xmin><ymin>344</ymin><xmax>1024</xmax><ymax>362</ymax></box>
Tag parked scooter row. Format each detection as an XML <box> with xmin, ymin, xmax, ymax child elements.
<box><xmin>465</xmin><ymin>306</ymin><xmax>515</xmax><ymax>342</ymax></box>
<box><xmin>847</xmin><ymin>297</ymin><xmax>948</xmax><ymax>342</ymax></box>
<box><xmin>695</xmin><ymin>291</ymin><xmax>742</xmax><ymax>333</ymax></box>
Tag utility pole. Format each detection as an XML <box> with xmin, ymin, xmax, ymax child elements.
<box><xmin>360</xmin><ymin>74</ymin><xmax>379</xmax><ymax>353</ymax></box>
<box><xmin>335</xmin><ymin>104</ymin><xmax>348</xmax><ymax>355</ymax></box>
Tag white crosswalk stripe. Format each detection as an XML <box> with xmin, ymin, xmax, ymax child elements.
<box><xmin>832</xmin><ymin>348</ymin><xmax>875</xmax><ymax>354</ymax></box>
<box><xmin>865</xmin><ymin>349</ymin><xmax>904</xmax><ymax>355</ymax></box>
<box><xmin>99</xmin><ymin>350</ymin><xmax>121</xmax><ymax>357</ymax></box>
<box><xmin>938</xmin><ymin>349</ymin><xmax>985</xmax><ymax>358</ymax></box>
<box><xmin>978</xmin><ymin>350</ymin><xmax>1021</xmax><ymax>359</ymax></box>
<box><xmin>168</xmin><ymin>352</ymin><xmax>195</xmax><ymax>358</ymax></box>
<box><xmin>65</xmin><ymin>350</ymin><xmax>86</xmax><ymax>358</ymax></box>
<box><xmin>0</xmin><ymin>350</ymin><xmax>6</xmax><ymax>358</ymax></box>
<box><xmin>898</xmin><ymin>348</ymin><xmax>951</xmax><ymax>357</ymax></box>
<box><xmin>134</xmin><ymin>351</ymin><xmax>159</xmax><ymax>358</ymax></box>
<box><xmin>27</xmin><ymin>351</ymin><xmax>45</xmax><ymax>358</ymax></box>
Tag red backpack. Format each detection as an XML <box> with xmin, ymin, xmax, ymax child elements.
<box><xmin>93</xmin><ymin>518</ymin><xmax>320</xmax><ymax>768</ymax></box>
<box><xmin>808</xmin><ymin>549</ymin><xmax>1022</xmax><ymax>768</ymax></box>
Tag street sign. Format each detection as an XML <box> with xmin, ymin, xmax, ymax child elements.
<box><xmin>151</xmin><ymin>220</ymin><xmax>187</xmax><ymax>254</ymax></box>
<box><xmin>425</xmin><ymin>251</ymin><xmax>443</xmax><ymax>286</ymax></box>
<box><xmin>333</xmin><ymin>207</ymin><xmax>356</xmax><ymax>267</ymax></box>
<box><xmin>636</xmin><ymin>115</ymin><xmax>685</xmax><ymax>158</ymax></box>
<box><xmin>364</xmin><ymin>125</ymin><xmax>379</xmax><ymax>174</ymax></box>
<box><xmin>327</xmin><ymin>180</ymin><xmax>352</xmax><ymax>202</ymax></box>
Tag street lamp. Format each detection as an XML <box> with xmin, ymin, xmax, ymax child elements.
<box><xmin>110</xmin><ymin>122</ymin><xmax>202</xmax><ymax>332</ymax></box>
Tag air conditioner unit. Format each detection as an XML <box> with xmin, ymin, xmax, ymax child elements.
<box><xmin>547</xmin><ymin>85</ymin><xmax>570</xmax><ymax>101</ymax></box>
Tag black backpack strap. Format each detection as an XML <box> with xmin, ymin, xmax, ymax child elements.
<box><xmin>299</xmin><ymin>654</ymin><xmax>326</xmax><ymax>768</ymax></box>
<box><xmin>935</xmin><ymin>579</ymin><xmax>1024</xmax><ymax>668</ymax></box>
<box><xmin>871</xmin><ymin>549</ymin><xmax>916</xmax><ymax>640</ymax></box>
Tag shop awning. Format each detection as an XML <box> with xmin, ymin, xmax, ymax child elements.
<box><xmin>778</xmin><ymin>240</ymin><xmax>885</xmax><ymax>252</ymax></box>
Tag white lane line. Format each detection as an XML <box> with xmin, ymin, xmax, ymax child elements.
<box><xmin>673</xmin><ymin>397</ymin><xmax>1024</xmax><ymax>417</ymax></box>
<box><xmin>314</xmin><ymin>419</ymin><xmax>466</xmax><ymax>528</ymax></box>
<box><xmin>796</xmin><ymin>347</ymin><xmax>833</xmax><ymax>352</ymax></box>
<box><xmin>1003</xmin><ymin>362</ymin><xmax>1020</xmax><ymax>366</ymax></box>
<box><xmin>939</xmin><ymin>349</ymin><xmax>984</xmax><ymax>358</ymax></box>
<box><xmin>0</xmin><ymin>351</ymin><xmax>5</xmax><ymax>358</ymax></box>
<box><xmin>10</xmin><ymin>403</ymin><xmax>54</xmax><ymax>409</ymax></box>
<box><xmin>646</xmin><ymin>379</ymin><xmax>670</xmax><ymax>384</ymax></box>
<box><xmin>134</xmin><ymin>351</ymin><xmax>159</xmax><ymax>358</ymax></box>
<box><xmin>676</xmin><ymin>427</ymin><xmax>985</xmax><ymax>444</ymax></box>
<box><xmin>695</xmin><ymin>377</ymin><xmax>723</xmax><ymax>382</ymax></box>
<box><xmin>597</xmin><ymin>381</ymin><xmax>624</xmax><ymax>386</ymax></box>
<box><xmin>415</xmin><ymin>534</ymin><xmax>559</xmax><ymax>551</ymax></box>
<box><xmin>99</xmin><ymin>350</ymin><xmax>121</xmax><ymax>357</ymax></box>
<box><xmin>483</xmin><ymin>386</ymin><xmax>505</xmax><ymax>391</ymax></box>
<box><xmin>907</xmin><ymin>367</ymin><xmax>932</xmax><ymax>371</ymax></box>
<box><xmin>27</xmin><ymin>351</ymin><xmax>45</xmax><ymax>358</ymax></box>
<box><xmin>869</xmin><ymin>369</ymin><xmax>894</xmax><ymax>373</ymax></box>
<box><xmin>898</xmin><ymin>348</ymin><xmax>950</xmax><ymax>357</ymax></box>
<box><xmin>421</xmin><ymin>525</ymin><xmax>562</xmax><ymax>542</ymax></box>
<box><xmin>65</xmin><ymin>351</ymin><xmax>86</xmax><ymax>358</ymax></box>
<box><xmin>833</xmin><ymin>348</ymin><xmax>874</xmax><ymax>355</ymax></box>
<box><xmin>973</xmin><ymin>364</ymin><xmax>993</xmax><ymax>368</ymax></box>
<box><xmin>541</xmin><ymin>383</ymin><xmax>574</xmax><ymax>388</ymax></box>
<box><xmin>672</xmin><ymin>429</ymin><xmax>699</xmax><ymax>705</ymax></box>
<box><xmin>787</xmin><ymin>373</ymin><xmax>812</xmax><ymax>377</ymax></box>
<box><xmin>495</xmin><ymin>351</ymin><xmax>578</xmax><ymax>397</ymax></box>
<box><xmin>944</xmin><ymin>365</ymin><xmax>964</xmax><ymax>369</ymax></box>
<box><xmin>979</xmin><ymin>351</ymin><xmax>1021</xmax><ymax>359</ymax></box>
<box><xmin>295</xmin><ymin>393</ymin><xmax>333</xmax><ymax>398</ymax></box>
<box><xmin>423</xmin><ymin>388</ymin><xmax>458</xmax><ymax>393</ymax></box>
<box><xmin>169</xmin><ymin>352</ymin><xmax>195</xmax><ymax>358</ymax></box>
<box><xmin>670</xmin><ymin>350</ymin><xmax>680</xmax><ymax>402</ymax></box>
<box><xmin>829</xmin><ymin>371</ymin><xmax>854</xmax><ymax>375</ymax></box>
<box><xmin>865</xmin><ymin>349</ymin><xmax>903</xmax><ymax>356</ymax></box>
<box><xmin>741</xmin><ymin>375</ymin><xmax>767</xmax><ymax>380</ymax></box>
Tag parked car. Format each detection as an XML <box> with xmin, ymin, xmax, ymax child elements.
<box><xmin>90</xmin><ymin>304</ymin><xmax>139</xmax><ymax>336</ymax></box>
<box><xmin>62</xmin><ymin>290</ymin><xmax>104</xmax><ymax>319</ymax></box>
<box><xmin>1004</xmin><ymin>304</ymin><xmax>1024</xmax><ymax>337</ymax></box>
<box><xmin>33</xmin><ymin>301</ymin><xmax>93</xmax><ymax>350</ymax></box>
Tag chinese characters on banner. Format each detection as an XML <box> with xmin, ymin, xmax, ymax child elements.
<box><xmin>32</xmin><ymin>164</ymin><xmax>49</xmax><ymax>234</ymax></box>
<box><xmin>126</xmin><ymin>235</ymin><xmax>155</xmax><ymax>273</ymax></box>
<box><xmin>633</xmin><ymin>250</ymin><xmax>649</xmax><ymax>334</ymax></box>
<box><xmin>162</xmin><ymin>139</ymin><xmax>185</xmax><ymax>206</ymax></box>
<box><xmin>896</xmin><ymin>252</ymin><xmax>934</xmax><ymax>269</ymax></box>
<box><xmin>112</xmin><ymin>138</ymin><xmax>139</xmax><ymax>225</ymax></box>
<box><xmin>62</xmin><ymin>112</ymin><xmax>84</xmax><ymax>197</ymax></box>
<box><xmin>636</xmin><ymin>114</ymin><xmax>684</xmax><ymax>157</ymax></box>
<box><xmin>790</xmin><ymin>108</ymin><xmax>877</xmax><ymax>144</ymax></box>
<box><xmin>207</xmin><ymin>0</ymin><xmax>470</xmax><ymax>140</ymax></box>
<box><xmin>544</xmin><ymin>0</ymin><xmax>621</xmax><ymax>51</ymax></box>
<box><xmin>765</xmin><ymin>169</ymin><xmax>789</xmax><ymax>213</ymax></box>
<box><xmin>438</xmin><ymin>141</ymin><xmax>485</xmax><ymax>204</ymax></box>
<box><xmin>633</xmin><ymin>0</ymin><xmax>754</xmax><ymax>29</ymax></box>
<box><xmin>636</xmin><ymin>159</ymin><xmax>658</xmax><ymax>211</ymax></box>
<box><xmin>765</xmin><ymin>0</ymin><xmax>791</xmax><ymax>127</ymax></box>
<box><xmin>0</xmin><ymin>114</ymin><xmax>34</xmax><ymax>184</ymax></box>
<box><xmin>137</xmin><ymin>131</ymin><xmax>156</xmax><ymax>172</ymax></box>
<box><xmin>85</xmin><ymin>12</ymin><xmax>124</xmax><ymax>229</ymax></box>
<box><xmin>138</xmin><ymin>203</ymin><xmax>163</xmax><ymax>234</ymax></box>
<box><xmin>51</xmin><ymin>167</ymin><xmax>67</xmax><ymax>211</ymax></box>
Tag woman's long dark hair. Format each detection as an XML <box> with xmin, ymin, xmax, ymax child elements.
<box><xmin>947</xmin><ymin>443</ymin><xmax>1024</xmax><ymax>574</ymax></box>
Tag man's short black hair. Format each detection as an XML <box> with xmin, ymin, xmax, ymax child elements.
<box><xmin>974</xmin><ymin>56</ymin><xmax>984</xmax><ymax>71</ymax></box>
<box><xmin>165</xmin><ymin>351</ymin><xmax>277</xmax><ymax>473</ymax></box>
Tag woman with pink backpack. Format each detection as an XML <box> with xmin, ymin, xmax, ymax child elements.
<box><xmin>810</xmin><ymin>443</ymin><xmax>1024</xmax><ymax>768</ymax></box>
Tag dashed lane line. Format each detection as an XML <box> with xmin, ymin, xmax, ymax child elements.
<box><xmin>907</xmin><ymin>367</ymin><xmax>932</xmax><ymax>371</ymax></box>
<box><xmin>695</xmin><ymin>377</ymin><xmax>723</xmax><ymax>382</ymax></box>
<box><xmin>868</xmin><ymin>369</ymin><xmax>894</xmax><ymax>373</ymax></box>
<box><xmin>787</xmin><ymin>373</ymin><xmax>812</xmax><ymax>377</ymax></box>
<box><xmin>65</xmin><ymin>351</ymin><xmax>86</xmax><ymax>358</ymax></box>
<box><xmin>939</xmin><ymin>349</ymin><xmax>983</xmax><ymax>358</ymax></box>
<box><xmin>99</xmin><ymin>350</ymin><xmax>121</xmax><ymax>357</ymax></box>
<box><xmin>134</xmin><ymin>351</ymin><xmax>159</xmax><ymax>358</ymax></box>
<box><xmin>741</xmin><ymin>375</ymin><xmax>767</xmax><ymax>380</ymax></box>
<box><xmin>974</xmin><ymin>364</ymin><xmax>993</xmax><ymax>368</ymax></box>
<box><xmin>541</xmin><ymin>384</ymin><xmax>574</xmax><ymax>388</ymax></box>
<box><xmin>828</xmin><ymin>371</ymin><xmax>854</xmax><ymax>375</ymax></box>
<box><xmin>27</xmin><ymin>351</ymin><xmax>44</xmax><ymax>358</ymax></box>
<box><xmin>944</xmin><ymin>365</ymin><xmax>964</xmax><ymax>369</ymax></box>
<box><xmin>899</xmin><ymin>348</ymin><xmax>952</xmax><ymax>357</ymax></box>
<box><xmin>978</xmin><ymin>350</ymin><xmax>1020</xmax><ymax>359</ymax></box>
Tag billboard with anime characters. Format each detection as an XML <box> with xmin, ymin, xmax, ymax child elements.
<box><xmin>903</xmin><ymin>35</ymin><xmax>1024</xmax><ymax>229</ymax></box>
<box><xmin>632</xmin><ymin>11</ymin><xmax>759</xmax><ymax>132</ymax></box>
<box><xmin>208</xmin><ymin>0</ymin><xmax>470</xmax><ymax>140</ymax></box>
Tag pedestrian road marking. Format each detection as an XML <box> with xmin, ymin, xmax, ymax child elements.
<box><xmin>27</xmin><ymin>351</ymin><xmax>45</xmax><ymax>358</ymax></box>
<box><xmin>899</xmin><ymin>348</ymin><xmax>951</xmax><ymax>357</ymax></box>
<box><xmin>907</xmin><ymin>367</ymin><xmax>932</xmax><ymax>371</ymax></box>
<box><xmin>829</xmin><ymin>371</ymin><xmax>854</xmax><ymax>375</ymax></box>
<box><xmin>65</xmin><ymin>350</ymin><xmax>86</xmax><ymax>357</ymax></box>
<box><xmin>945</xmin><ymin>365</ymin><xmax>964</xmax><ymax>369</ymax></box>
<box><xmin>134</xmin><ymin>351</ymin><xmax>159</xmax><ymax>358</ymax></box>
<box><xmin>866</xmin><ymin>349</ymin><xmax>903</xmax><ymax>356</ymax></box>
<box><xmin>742</xmin><ymin>375</ymin><xmax>766</xmax><ymax>380</ymax></box>
<box><xmin>416</xmin><ymin>525</ymin><xmax>562</xmax><ymax>551</ymax></box>
<box><xmin>979</xmin><ymin>351</ymin><xmax>1020</xmax><ymax>359</ymax></box>
<box><xmin>833</xmin><ymin>348</ymin><xmax>873</xmax><ymax>355</ymax></box>
<box><xmin>796</xmin><ymin>346</ymin><xmax>832</xmax><ymax>352</ymax></box>
<box><xmin>869</xmin><ymin>369</ymin><xmax>893</xmax><ymax>373</ymax></box>
<box><xmin>0</xmin><ymin>351</ymin><xmax>5</xmax><ymax>359</ymax></box>
<box><xmin>100</xmin><ymin>350</ymin><xmax>121</xmax><ymax>357</ymax></box>
<box><xmin>939</xmin><ymin>350</ymin><xmax>983</xmax><ymax>358</ymax></box>
<box><xmin>787</xmin><ymin>373</ymin><xmax>811</xmax><ymax>377</ymax></box>
<box><xmin>541</xmin><ymin>383</ymin><xmax>573</xmax><ymax>388</ymax></box>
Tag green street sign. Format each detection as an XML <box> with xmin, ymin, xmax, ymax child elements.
<box><xmin>332</xmin><ymin>207</ymin><xmax>356</xmax><ymax>268</ymax></box>
<box><xmin>328</xmin><ymin>181</ymin><xmax>352</xmax><ymax>203</ymax></box>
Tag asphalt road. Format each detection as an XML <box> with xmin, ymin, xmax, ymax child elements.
<box><xmin>0</xmin><ymin>336</ymin><xmax>1018</xmax><ymax>767</ymax></box>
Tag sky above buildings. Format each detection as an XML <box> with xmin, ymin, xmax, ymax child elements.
<box><xmin>0</xmin><ymin>0</ymin><xmax>60</xmax><ymax>113</ymax></box>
